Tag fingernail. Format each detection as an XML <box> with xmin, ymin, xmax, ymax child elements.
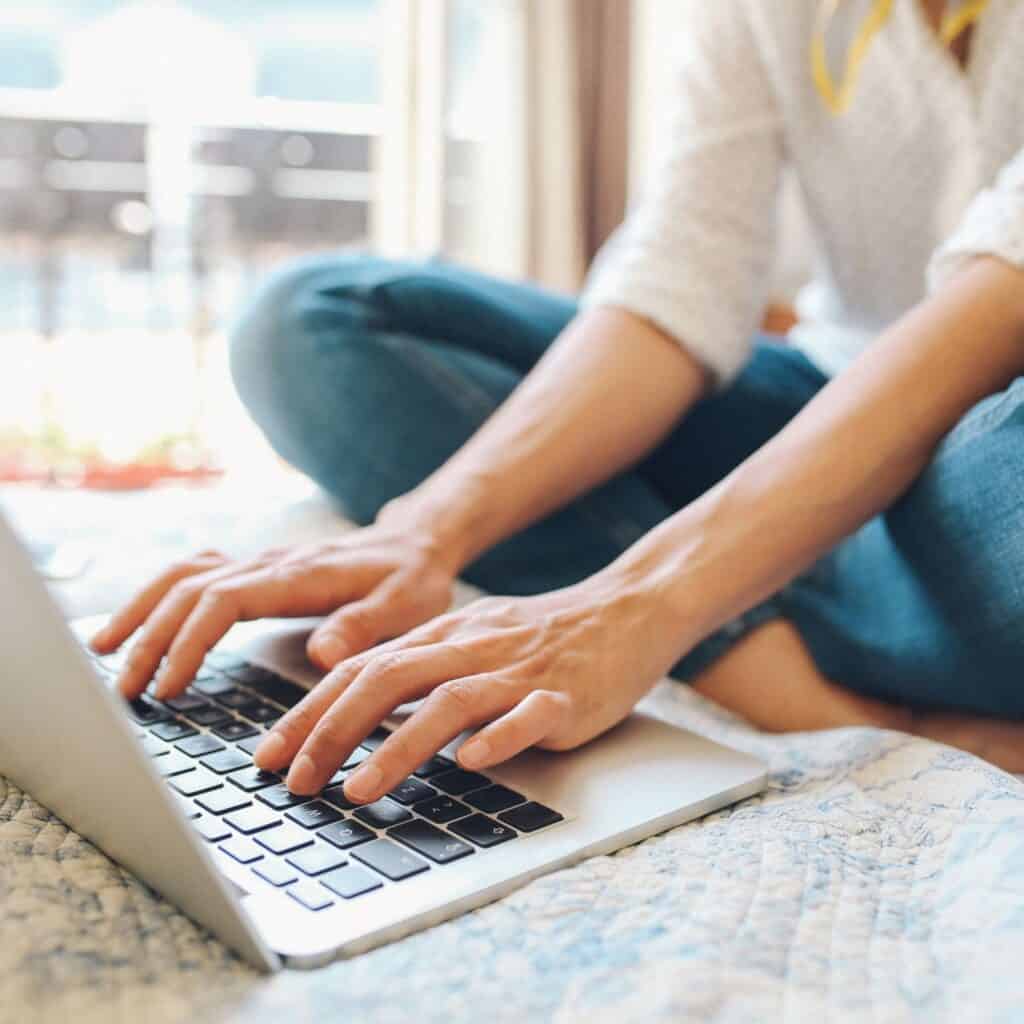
<box><xmin>153</xmin><ymin>675</ymin><xmax>171</xmax><ymax>700</ymax></box>
<box><xmin>287</xmin><ymin>753</ymin><xmax>318</xmax><ymax>794</ymax></box>
<box><xmin>255</xmin><ymin>731</ymin><xmax>286</xmax><ymax>767</ymax></box>
<box><xmin>459</xmin><ymin>738</ymin><xmax>491</xmax><ymax>769</ymax></box>
<box><xmin>344</xmin><ymin>763</ymin><xmax>383</xmax><ymax>802</ymax></box>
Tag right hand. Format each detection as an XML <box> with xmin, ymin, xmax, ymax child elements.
<box><xmin>90</xmin><ymin>523</ymin><xmax>458</xmax><ymax>701</ymax></box>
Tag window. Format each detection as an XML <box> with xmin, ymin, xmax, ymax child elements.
<box><xmin>0</xmin><ymin>0</ymin><xmax>530</xmax><ymax>481</ymax></box>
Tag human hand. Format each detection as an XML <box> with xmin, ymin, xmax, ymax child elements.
<box><xmin>254</xmin><ymin>571</ymin><xmax>686</xmax><ymax>800</ymax></box>
<box><xmin>90</xmin><ymin>523</ymin><xmax>458</xmax><ymax>700</ymax></box>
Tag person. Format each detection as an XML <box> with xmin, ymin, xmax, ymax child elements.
<box><xmin>93</xmin><ymin>0</ymin><xmax>1024</xmax><ymax>802</ymax></box>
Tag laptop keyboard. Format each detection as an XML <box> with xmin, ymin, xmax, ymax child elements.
<box><xmin>84</xmin><ymin>645</ymin><xmax>565</xmax><ymax>913</ymax></box>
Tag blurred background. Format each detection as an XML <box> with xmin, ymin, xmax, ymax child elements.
<box><xmin>0</xmin><ymin>0</ymin><xmax>534</xmax><ymax>485</ymax></box>
<box><xmin>0</xmin><ymin>0</ymin><xmax>809</xmax><ymax>606</ymax></box>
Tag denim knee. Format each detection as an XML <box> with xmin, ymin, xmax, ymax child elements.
<box><xmin>229</xmin><ymin>252</ymin><xmax>378</xmax><ymax>435</ymax></box>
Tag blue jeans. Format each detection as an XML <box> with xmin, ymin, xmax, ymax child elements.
<box><xmin>230</xmin><ymin>253</ymin><xmax>1024</xmax><ymax>717</ymax></box>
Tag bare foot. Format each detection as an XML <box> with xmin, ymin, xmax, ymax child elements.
<box><xmin>690</xmin><ymin>619</ymin><xmax>1024</xmax><ymax>773</ymax></box>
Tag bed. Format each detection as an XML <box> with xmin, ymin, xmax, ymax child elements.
<box><xmin>2</xmin><ymin>483</ymin><xmax>1023</xmax><ymax>1023</ymax></box>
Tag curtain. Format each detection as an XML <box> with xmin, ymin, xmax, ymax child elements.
<box><xmin>521</xmin><ymin>0</ymin><xmax>632</xmax><ymax>292</ymax></box>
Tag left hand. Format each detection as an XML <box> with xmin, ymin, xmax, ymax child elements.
<box><xmin>254</xmin><ymin>571</ymin><xmax>688</xmax><ymax>800</ymax></box>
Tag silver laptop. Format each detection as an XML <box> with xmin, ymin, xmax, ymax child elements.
<box><xmin>0</xmin><ymin>509</ymin><xmax>765</xmax><ymax>971</ymax></box>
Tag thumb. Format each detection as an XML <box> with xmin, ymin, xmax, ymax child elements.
<box><xmin>306</xmin><ymin>574</ymin><xmax>420</xmax><ymax>669</ymax></box>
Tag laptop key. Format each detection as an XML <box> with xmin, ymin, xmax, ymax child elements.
<box><xmin>252</xmin><ymin>859</ymin><xmax>299</xmax><ymax>888</ymax></box>
<box><xmin>183</xmin><ymin>705</ymin><xmax>232</xmax><ymax>728</ymax></box>
<box><xmin>127</xmin><ymin>696</ymin><xmax>170</xmax><ymax>725</ymax></box>
<box><xmin>140</xmin><ymin>735</ymin><xmax>171</xmax><ymax>758</ymax></box>
<box><xmin>498</xmin><ymin>802</ymin><xmax>564</xmax><ymax>833</ymax></box>
<box><xmin>351</xmin><ymin>838</ymin><xmax>429</xmax><ymax>881</ymax></box>
<box><xmin>204</xmin><ymin>651</ymin><xmax>248</xmax><ymax>672</ymax></box>
<box><xmin>150</xmin><ymin>719</ymin><xmax>197</xmax><ymax>743</ymax></box>
<box><xmin>287</xmin><ymin>879</ymin><xmax>334</xmax><ymax>911</ymax></box>
<box><xmin>201</xmin><ymin>748</ymin><xmax>251</xmax><ymax>775</ymax></box>
<box><xmin>465</xmin><ymin>785</ymin><xmax>527</xmax><ymax>814</ymax></box>
<box><xmin>195</xmin><ymin>787</ymin><xmax>250</xmax><ymax>816</ymax></box>
<box><xmin>412</xmin><ymin>755</ymin><xmax>455</xmax><ymax>779</ymax></box>
<box><xmin>342</xmin><ymin>746</ymin><xmax>372</xmax><ymax>769</ymax></box>
<box><xmin>286</xmin><ymin>843</ymin><xmax>347</xmax><ymax>876</ymax></box>
<box><xmin>321</xmin><ymin>785</ymin><xmax>357</xmax><ymax>812</ymax></box>
<box><xmin>257</xmin><ymin>784</ymin><xmax>311</xmax><ymax>811</ymax></box>
<box><xmin>171</xmin><ymin>792</ymin><xmax>201</xmax><ymax>819</ymax></box>
<box><xmin>210</xmin><ymin>687</ymin><xmax>252</xmax><ymax>709</ymax></box>
<box><xmin>359</xmin><ymin>728</ymin><xmax>391</xmax><ymax>751</ymax></box>
<box><xmin>389</xmin><ymin>820</ymin><xmax>475</xmax><ymax>864</ymax></box>
<box><xmin>169</xmin><ymin>767</ymin><xmax>222</xmax><ymax>797</ymax></box>
<box><xmin>255</xmin><ymin>823</ymin><xmax>315</xmax><ymax>856</ymax></box>
<box><xmin>192</xmin><ymin>676</ymin><xmax>236</xmax><ymax>697</ymax></box>
<box><xmin>237</xmin><ymin>699</ymin><xmax>280</xmax><ymax>725</ymax></box>
<box><xmin>449</xmin><ymin>814</ymin><xmax>516</xmax><ymax>848</ymax></box>
<box><xmin>285</xmin><ymin>801</ymin><xmax>342</xmax><ymax>830</ymax></box>
<box><xmin>320</xmin><ymin>865</ymin><xmax>382</xmax><ymax>899</ymax></box>
<box><xmin>225</xmin><ymin>805</ymin><xmax>281</xmax><ymax>835</ymax></box>
<box><xmin>431</xmin><ymin>769</ymin><xmax>490</xmax><ymax>796</ymax></box>
<box><xmin>176</xmin><ymin>733</ymin><xmax>225</xmax><ymax>758</ymax></box>
<box><xmin>388</xmin><ymin>777</ymin><xmax>436</xmax><ymax>806</ymax></box>
<box><xmin>228</xmin><ymin>766</ymin><xmax>279</xmax><ymax>792</ymax></box>
<box><xmin>222</xmin><ymin>663</ymin><xmax>274</xmax><ymax>685</ymax></box>
<box><xmin>163</xmin><ymin>691</ymin><xmax>209</xmax><ymax>713</ymax></box>
<box><xmin>155</xmin><ymin>751</ymin><xmax>197</xmax><ymax>778</ymax></box>
<box><xmin>412</xmin><ymin>795</ymin><xmax>471</xmax><ymax>825</ymax></box>
<box><xmin>193</xmin><ymin>814</ymin><xmax>232</xmax><ymax>843</ymax></box>
<box><xmin>318</xmin><ymin>819</ymin><xmax>375</xmax><ymax>850</ymax></box>
<box><xmin>219</xmin><ymin>836</ymin><xmax>264</xmax><ymax>864</ymax></box>
<box><xmin>235</xmin><ymin>734</ymin><xmax>265</xmax><ymax>756</ymax></box>
<box><xmin>214</xmin><ymin>720</ymin><xmax>259</xmax><ymax>742</ymax></box>
<box><xmin>353</xmin><ymin>798</ymin><xmax>412</xmax><ymax>829</ymax></box>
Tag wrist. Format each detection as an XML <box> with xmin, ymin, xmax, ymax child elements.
<box><xmin>601</xmin><ymin>494</ymin><xmax>759</xmax><ymax>651</ymax></box>
<box><xmin>374</xmin><ymin>476</ymin><xmax>493</xmax><ymax>576</ymax></box>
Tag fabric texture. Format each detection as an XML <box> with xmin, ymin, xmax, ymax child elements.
<box><xmin>4</xmin><ymin>660</ymin><xmax>1024</xmax><ymax>1023</ymax></box>
<box><xmin>581</xmin><ymin>0</ymin><xmax>1024</xmax><ymax>385</ymax></box>
<box><xmin>232</xmin><ymin>254</ymin><xmax>1024</xmax><ymax>713</ymax></box>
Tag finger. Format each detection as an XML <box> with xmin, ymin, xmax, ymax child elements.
<box><xmin>152</xmin><ymin>564</ymin><xmax>341</xmax><ymax>699</ymax></box>
<box><xmin>456</xmin><ymin>689</ymin><xmax>571</xmax><ymax>770</ymax></box>
<box><xmin>343</xmin><ymin>673</ymin><xmax>510</xmax><ymax>803</ymax></box>
<box><xmin>285</xmin><ymin>643</ymin><xmax>473</xmax><ymax>795</ymax></box>
<box><xmin>254</xmin><ymin>620</ymin><xmax>452</xmax><ymax>772</ymax></box>
<box><xmin>117</xmin><ymin>562</ymin><xmax>256</xmax><ymax>698</ymax></box>
<box><xmin>306</xmin><ymin>570</ymin><xmax>421</xmax><ymax>669</ymax></box>
<box><xmin>90</xmin><ymin>551</ymin><xmax>227</xmax><ymax>653</ymax></box>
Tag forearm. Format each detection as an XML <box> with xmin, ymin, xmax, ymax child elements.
<box><xmin>614</xmin><ymin>257</ymin><xmax>1024</xmax><ymax>648</ymax></box>
<box><xmin>380</xmin><ymin>306</ymin><xmax>708</xmax><ymax>570</ymax></box>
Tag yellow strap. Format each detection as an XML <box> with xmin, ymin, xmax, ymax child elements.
<box><xmin>811</xmin><ymin>0</ymin><xmax>991</xmax><ymax>116</ymax></box>
<box><xmin>811</xmin><ymin>0</ymin><xmax>896</xmax><ymax>115</ymax></box>
<box><xmin>940</xmin><ymin>0</ymin><xmax>990</xmax><ymax>45</ymax></box>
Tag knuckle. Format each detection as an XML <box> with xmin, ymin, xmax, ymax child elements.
<box><xmin>339</xmin><ymin>610</ymin><xmax>374</xmax><ymax>644</ymax></box>
<box><xmin>533</xmin><ymin>689</ymin><xmax>568</xmax><ymax>716</ymax></box>
<box><xmin>308</xmin><ymin>715</ymin><xmax>349</xmax><ymax>755</ymax></box>
<box><xmin>168</xmin><ymin>577</ymin><xmax>202</xmax><ymax>604</ymax></box>
<box><xmin>200</xmin><ymin>581</ymin><xmax>237</xmax><ymax>609</ymax></box>
<box><xmin>364</xmin><ymin>650</ymin><xmax>407</xmax><ymax>681</ymax></box>
<box><xmin>433</xmin><ymin>678</ymin><xmax>478</xmax><ymax>715</ymax></box>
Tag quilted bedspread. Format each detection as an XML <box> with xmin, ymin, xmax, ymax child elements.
<box><xmin>3</xmin><ymin>681</ymin><xmax>1024</xmax><ymax>1024</ymax></box>
<box><xmin>3</xmin><ymin>484</ymin><xmax>1024</xmax><ymax>1023</ymax></box>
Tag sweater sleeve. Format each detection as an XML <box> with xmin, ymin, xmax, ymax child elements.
<box><xmin>579</xmin><ymin>1</ymin><xmax>784</xmax><ymax>388</ymax></box>
<box><xmin>928</xmin><ymin>146</ymin><xmax>1024</xmax><ymax>290</ymax></box>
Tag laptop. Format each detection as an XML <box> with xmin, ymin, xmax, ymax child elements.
<box><xmin>0</xmin><ymin>509</ymin><xmax>766</xmax><ymax>971</ymax></box>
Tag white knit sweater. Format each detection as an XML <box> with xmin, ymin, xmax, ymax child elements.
<box><xmin>582</xmin><ymin>0</ymin><xmax>1024</xmax><ymax>384</ymax></box>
